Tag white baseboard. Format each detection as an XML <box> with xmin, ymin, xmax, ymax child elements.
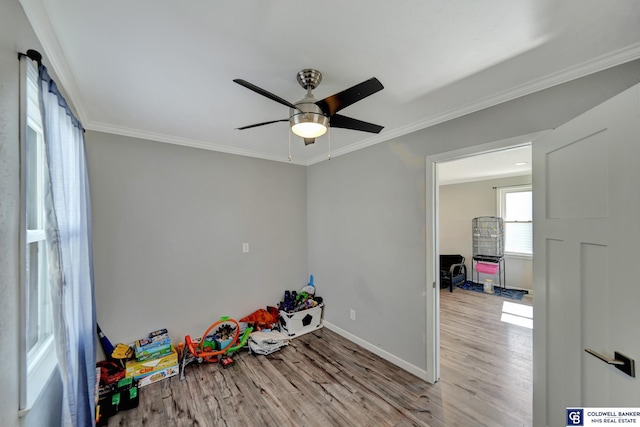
<box><xmin>322</xmin><ymin>321</ymin><xmax>428</xmax><ymax>381</ymax></box>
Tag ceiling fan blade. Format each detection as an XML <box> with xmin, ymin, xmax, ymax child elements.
<box><xmin>236</xmin><ymin>119</ymin><xmax>288</xmax><ymax>130</ymax></box>
<box><xmin>233</xmin><ymin>79</ymin><xmax>299</xmax><ymax>110</ymax></box>
<box><xmin>316</xmin><ymin>77</ymin><xmax>384</xmax><ymax>116</ymax></box>
<box><xmin>330</xmin><ymin>114</ymin><xmax>384</xmax><ymax>134</ymax></box>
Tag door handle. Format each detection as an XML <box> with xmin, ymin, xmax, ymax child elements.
<box><xmin>585</xmin><ymin>349</ymin><xmax>635</xmax><ymax>377</ymax></box>
<box><xmin>585</xmin><ymin>349</ymin><xmax>624</xmax><ymax>365</ymax></box>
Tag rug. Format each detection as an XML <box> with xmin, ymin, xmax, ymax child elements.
<box><xmin>457</xmin><ymin>281</ymin><xmax>527</xmax><ymax>301</ymax></box>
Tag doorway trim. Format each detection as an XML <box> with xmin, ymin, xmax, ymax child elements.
<box><xmin>425</xmin><ymin>130</ymin><xmax>549</xmax><ymax>384</ymax></box>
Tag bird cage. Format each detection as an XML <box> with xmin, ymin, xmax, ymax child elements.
<box><xmin>472</xmin><ymin>217</ymin><xmax>504</xmax><ymax>259</ymax></box>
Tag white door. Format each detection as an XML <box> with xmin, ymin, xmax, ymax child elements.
<box><xmin>533</xmin><ymin>84</ymin><xmax>640</xmax><ymax>426</ymax></box>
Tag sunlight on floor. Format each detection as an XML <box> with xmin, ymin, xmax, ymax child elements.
<box><xmin>501</xmin><ymin>301</ymin><xmax>533</xmax><ymax>329</ymax></box>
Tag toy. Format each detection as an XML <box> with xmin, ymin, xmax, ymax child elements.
<box><xmin>299</xmin><ymin>274</ymin><xmax>316</xmax><ymax>295</ymax></box>
<box><xmin>97</xmin><ymin>360</ymin><xmax>125</xmax><ymax>385</ymax></box>
<box><xmin>97</xmin><ymin>324</ymin><xmax>115</xmax><ymax>359</ymax></box>
<box><xmin>112</xmin><ymin>343</ymin><xmax>133</xmax><ymax>360</ymax></box>
<box><xmin>179</xmin><ymin>316</ymin><xmax>253</xmax><ymax>380</ymax></box>
<box><xmin>134</xmin><ymin>328</ymin><xmax>171</xmax><ymax>361</ymax></box>
<box><xmin>110</xmin><ymin>343</ymin><xmax>133</xmax><ymax>368</ymax></box>
<box><xmin>240</xmin><ymin>307</ymin><xmax>279</xmax><ymax>331</ymax></box>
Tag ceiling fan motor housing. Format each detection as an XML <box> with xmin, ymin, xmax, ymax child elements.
<box><xmin>296</xmin><ymin>69</ymin><xmax>322</xmax><ymax>90</ymax></box>
<box><xmin>290</xmin><ymin>70</ymin><xmax>328</xmax><ymax>144</ymax></box>
<box><xmin>290</xmin><ymin>95</ymin><xmax>329</xmax><ymax>128</ymax></box>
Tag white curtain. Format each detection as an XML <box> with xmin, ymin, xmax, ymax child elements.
<box><xmin>39</xmin><ymin>64</ymin><xmax>96</xmax><ymax>427</ymax></box>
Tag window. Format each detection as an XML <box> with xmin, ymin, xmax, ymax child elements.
<box><xmin>19</xmin><ymin>58</ymin><xmax>56</xmax><ymax>412</ymax></box>
<box><xmin>497</xmin><ymin>185</ymin><xmax>532</xmax><ymax>256</ymax></box>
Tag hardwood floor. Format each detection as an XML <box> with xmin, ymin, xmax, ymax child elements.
<box><xmin>438</xmin><ymin>289</ymin><xmax>533</xmax><ymax>427</ymax></box>
<box><xmin>108</xmin><ymin>288</ymin><xmax>532</xmax><ymax>426</ymax></box>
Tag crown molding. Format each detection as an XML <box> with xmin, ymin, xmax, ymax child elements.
<box><xmin>86</xmin><ymin>121</ymin><xmax>307</xmax><ymax>165</ymax></box>
<box><xmin>19</xmin><ymin>0</ymin><xmax>89</xmax><ymax>124</ymax></box>
<box><xmin>307</xmin><ymin>41</ymin><xmax>640</xmax><ymax>165</ymax></box>
<box><xmin>20</xmin><ymin>0</ymin><xmax>640</xmax><ymax>167</ymax></box>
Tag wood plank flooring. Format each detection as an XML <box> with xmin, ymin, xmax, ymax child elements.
<box><xmin>108</xmin><ymin>288</ymin><xmax>532</xmax><ymax>426</ymax></box>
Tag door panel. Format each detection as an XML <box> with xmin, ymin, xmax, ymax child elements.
<box><xmin>533</xmin><ymin>84</ymin><xmax>640</xmax><ymax>426</ymax></box>
<box><xmin>581</xmin><ymin>243</ymin><xmax>609</xmax><ymax>406</ymax></box>
<box><xmin>547</xmin><ymin>129</ymin><xmax>609</xmax><ymax>219</ymax></box>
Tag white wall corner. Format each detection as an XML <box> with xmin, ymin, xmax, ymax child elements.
<box><xmin>322</xmin><ymin>321</ymin><xmax>428</xmax><ymax>381</ymax></box>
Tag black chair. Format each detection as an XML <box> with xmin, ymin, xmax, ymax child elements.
<box><xmin>440</xmin><ymin>255</ymin><xmax>467</xmax><ymax>292</ymax></box>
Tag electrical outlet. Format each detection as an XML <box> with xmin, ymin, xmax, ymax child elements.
<box><xmin>350</xmin><ymin>309</ymin><xmax>356</xmax><ymax>321</ymax></box>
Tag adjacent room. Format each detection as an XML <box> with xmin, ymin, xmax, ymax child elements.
<box><xmin>437</xmin><ymin>145</ymin><xmax>534</xmax><ymax>423</ymax></box>
<box><xmin>438</xmin><ymin>145</ymin><xmax>533</xmax><ymax>298</ymax></box>
<box><xmin>2</xmin><ymin>1</ymin><xmax>640</xmax><ymax>427</ymax></box>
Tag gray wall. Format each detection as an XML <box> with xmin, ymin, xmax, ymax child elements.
<box><xmin>4</xmin><ymin>0</ymin><xmax>640</xmax><ymax>416</ymax></box>
<box><xmin>439</xmin><ymin>175</ymin><xmax>532</xmax><ymax>290</ymax></box>
<box><xmin>308</xmin><ymin>143</ymin><xmax>427</xmax><ymax>367</ymax></box>
<box><xmin>308</xmin><ymin>58</ymin><xmax>640</xmax><ymax>373</ymax></box>
<box><xmin>86</xmin><ymin>131</ymin><xmax>308</xmax><ymax>349</ymax></box>
<box><xmin>0</xmin><ymin>1</ymin><xmax>63</xmax><ymax>426</ymax></box>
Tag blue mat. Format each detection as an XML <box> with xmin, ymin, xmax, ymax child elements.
<box><xmin>457</xmin><ymin>281</ymin><xmax>527</xmax><ymax>301</ymax></box>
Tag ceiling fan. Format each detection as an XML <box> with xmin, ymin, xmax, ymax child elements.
<box><xmin>234</xmin><ymin>69</ymin><xmax>384</xmax><ymax>145</ymax></box>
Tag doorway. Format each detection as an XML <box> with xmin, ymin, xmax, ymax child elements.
<box><xmin>438</xmin><ymin>145</ymin><xmax>533</xmax><ymax>296</ymax></box>
<box><xmin>424</xmin><ymin>131</ymin><xmax>546</xmax><ymax>421</ymax></box>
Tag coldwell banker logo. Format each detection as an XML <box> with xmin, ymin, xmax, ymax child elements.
<box><xmin>567</xmin><ymin>408</ymin><xmax>584</xmax><ymax>426</ymax></box>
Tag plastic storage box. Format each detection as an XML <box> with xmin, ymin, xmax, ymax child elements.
<box><xmin>279</xmin><ymin>304</ymin><xmax>324</xmax><ymax>337</ymax></box>
<box><xmin>475</xmin><ymin>262</ymin><xmax>499</xmax><ymax>274</ymax></box>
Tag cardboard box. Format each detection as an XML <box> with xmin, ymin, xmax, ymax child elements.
<box><xmin>137</xmin><ymin>364</ymin><xmax>179</xmax><ymax>387</ymax></box>
<box><xmin>134</xmin><ymin>329</ymin><xmax>171</xmax><ymax>360</ymax></box>
<box><xmin>126</xmin><ymin>346</ymin><xmax>178</xmax><ymax>379</ymax></box>
<box><xmin>135</xmin><ymin>344</ymin><xmax>172</xmax><ymax>362</ymax></box>
<box><xmin>279</xmin><ymin>303</ymin><xmax>323</xmax><ymax>337</ymax></box>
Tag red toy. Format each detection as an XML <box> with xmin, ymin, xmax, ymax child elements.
<box><xmin>240</xmin><ymin>307</ymin><xmax>279</xmax><ymax>331</ymax></box>
<box><xmin>179</xmin><ymin>316</ymin><xmax>252</xmax><ymax>380</ymax></box>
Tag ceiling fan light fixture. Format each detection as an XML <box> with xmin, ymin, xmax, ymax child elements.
<box><xmin>290</xmin><ymin>113</ymin><xmax>328</xmax><ymax>138</ymax></box>
<box><xmin>234</xmin><ymin>69</ymin><xmax>384</xmax><ymax>147</ymax></box>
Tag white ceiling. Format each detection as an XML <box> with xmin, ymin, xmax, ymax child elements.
<box><xmin>438</xmin><ymin>145</ymin><xmax>531</xmax><ymax>185</ymax></box>
<box><xmin>20</xmin><ymin>0</ymin><xmax>640</xmax><ymax>165</ymax></box>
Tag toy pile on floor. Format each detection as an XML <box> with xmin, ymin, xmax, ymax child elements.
<box><xmin>94</xmin><ymin>275</ymin><xmax>326</xmax><ymax>421</ymax></box>
<box><xmin>179</xmin><ymin>316</ymin><xmax>253</xmax><ymax>380</ymax></box>
<box><xmin>239</xmin><ymin>306</ymin><xmax>290</xmax><ymax>355</ymax></box>
<box><xmin>95</xmin><ymin>368</ymin><xmax>139</xmax><ymax>427</ymax></box>
<box><xmin>127</xmin><ymin>329</ymin><xmax>178</xmax><ymax>386</ymax></box>
<box><xmin>276</xmin><ymin>275</ymin><xmax>324</xmax><ymax>338</ymax></box>
<box><xmin>240</xmin><ymin>306</ymin><xmax>280</xmax><ymax>331</ymax></box>
<box><xmin>277</xmin><ymin>274</ymin><xmax>323</xmax><ymax>313</ymax></box>
<box><xmin>95</xmin><ymin>328</ymin><xmax>178</xmax><ymax>426</ymax></box>
<box><xmin>233</xmin><ymin>275</ymin><xmax>325</xmax><ymax>355</ymax></box>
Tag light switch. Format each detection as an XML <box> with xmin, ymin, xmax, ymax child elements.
<box><xmin>242</xmin><ymin>243</ymin><xmax>249</xmax><ymax>253</ymax></box>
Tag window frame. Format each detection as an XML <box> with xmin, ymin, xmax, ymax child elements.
<box><xmin>19</xmin><ymin>56</ymin><xmax>57</xmax><ymax>414</ymax></box>
<box><xmin>497</xmin><ymin>184</ymin><xmax>533</xmax><ymax>258</ymax></box>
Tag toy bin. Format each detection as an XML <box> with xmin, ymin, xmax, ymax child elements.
<box><xmin>279</xmin><ymin>303</ymin><xmax>324</xmax><ymax>338</ymax></box>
